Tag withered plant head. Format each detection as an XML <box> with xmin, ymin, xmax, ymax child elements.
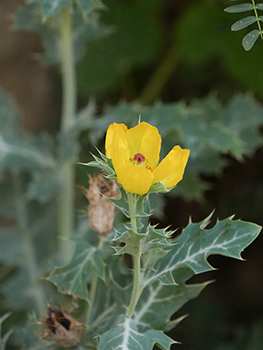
<box><xmin>84</xmin><ymin>172</ymin><xmax>119</xmax><ymax>238</ymax></box>
<box><xmin>43</xmin><ymin>306</ymin><xmax>84</xmax><ymax>348</ymax></box>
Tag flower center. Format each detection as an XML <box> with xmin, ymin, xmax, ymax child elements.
<box><xmin>129</xmin><ymin>153</ymin><xmax>153</xmax><ymax>172</ymax></box>
<box><xmin>133</xmin><ymin>153</ymin><xmax>145</xmax><ymax>163</ymax></box>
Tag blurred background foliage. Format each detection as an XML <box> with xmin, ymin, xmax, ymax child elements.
<box><xmin>1</xmin><ymin>0</ymin><xmax>263</xmax><ymax>349</ymax></box>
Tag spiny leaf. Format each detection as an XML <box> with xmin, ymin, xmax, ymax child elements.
<box><xmin>133</xmin><ymin>279</ymin><xmax>209</xmax><ymax>332</ymax></box>
<box><xmin>48</xmin><ymin>237</ymin><xmax>106</xmax><ymax>301</ymax></box>
<box><xmin>81</xmin><ymin>149</ymin><xmax>116</xmax><ymax>178</ymax></box>
<box><xmin>112</xmin><ymin>226</ymin><xmax>146</xmax><ymax>256</ymax></box>
<box><xmin>242</xmin><ymin>29</ymin><xmax>260</xmax><ymax>50</ymax></box>
<box><xmin>98</xmin><ymin>316</ymin><xmax>175</xmax><ymax>350</ymax></box>
<box><xmin>141</xmin><ymin>225</ymin><xmax>173</xmax><ymax>269</ymax></box>
<box><xmin>142</xmin><ymin>214</ymin><xmax>261</xmax><ymax>287</ymax></box>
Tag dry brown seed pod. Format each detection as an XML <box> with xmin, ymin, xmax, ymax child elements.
<box><xmin>83</xmin><ymin>172</ymin><xmax>119</xmax><ymax>237</ymax></box>
<box><xmin>43</xmin><ymin>306</ymin><xmax>84</xmax><ymax>348</ymax></box>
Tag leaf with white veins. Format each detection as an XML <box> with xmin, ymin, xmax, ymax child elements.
<box><xmin>142</xmin><ymin>214</ymin><xmax>261</xmax><ymax>287</ymax></box>
<box><xmin>48</xmin><ymin>236</ymin><xmax>105</xmax><ymax>301</ymax></box>
<box><xmin>98</xmin><ymin>316</ymin><xmax>176</xmax><ymax>350</ymax></box>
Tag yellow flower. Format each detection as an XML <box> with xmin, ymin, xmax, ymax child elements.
<box><xmin>105</xmin><ymin>122</ymin><xmax>190</xmax><ymax>195</ymax></box>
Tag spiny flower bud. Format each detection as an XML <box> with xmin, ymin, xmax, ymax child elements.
<box><xmin>84</xmin><ymin>172</ymin><xmax>118</xmax><ymax>237</ymax></box>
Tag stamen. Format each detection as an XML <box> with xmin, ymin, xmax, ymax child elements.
<box><xmin>133</xmin><ymin>153</ymin><xmax>145</xmax><ymax>163</ymax></box>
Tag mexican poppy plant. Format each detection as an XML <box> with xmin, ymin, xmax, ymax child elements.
<box><xmin>105</xmin><ymin>122</ymin><xmax>190</xmax><ymax>195</ymax></box>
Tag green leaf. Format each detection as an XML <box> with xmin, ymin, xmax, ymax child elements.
<box><xmin>0</xmin><ymin>229</ymin><xmax>26</xmax><ymax>264</ymax></box>
<box><xmin>0</xmin><ymin>313</ymin><xmax>13</xmax><ymax>350</ymax></box>
<box><xmin>76</xmin><ymin>0</ymin><xmax>106</xmax><ymax>15</ymax></box>
<box><xmin>224</xmin><ymin>4</ymin><xmax>253</xmax><ymax>13</ymax></box>
<box><xmin>218</xmin><ymin>94</ymin><xmax>263</xmax><ymax>145</ymax></box>
<box><xmin>0</xmin><ymin>88</ymin><xmax>20</xmax><ymax>133</ymax></box>
<box><xmin>113</xmin><ymin>226</ymin><xmax>146</xmax><ymax>256</ymax></box>
<box><xmin>2</xmin><ymin>266</ymin><xmax>33</xmax><ymax>311</ymax></box>
<box><xmin>242</xmin><ymin>29</ymin><xmax>260</xmax><ymax>50</ymax></box>
<box><xmin>109</xmin><ymin>265</ymin><xmax>133</xmax><ymax>308</ymax></box>
<box><xmin>148</xmin><ymin>182</ymin><xmax>170</xmax><ymax>194</ymax></box>
<box><xmin>107</xmin><ymin>188</ymin><xmax>150</xmax><ymax>221</ymax></box>
<box><xmin>0</xmin><ymin>186</ymin><xmax>57</xmax><ymax>311</ymax></box>
<box><xmin>133</xmin><ymin>279</ymin><xmax>209</xmax><ymax>332</ymax></box>
<box><xmin>90</xmin><ymin>278</ymin><xmax>125</xmax><ymax>333</ymax></box>
<box><xmin>58</xmin><ymin>101</ymin><xmax>95</xmax><ymax>162</ymax></box>
<box><xmin>33</xmin><ymin>0</ymin><xmax>71</xmax><ymax>18</ymax></box>
<box><xmin>0</xmin><ymin>89</ymin><xmax>56</xmax><ymax>176</ymax></box>
<box><xmin>142</xmin><ymin>214</ymin><xmax>261</xmax><ymax>287</ymax></box>
<box><xmin>104</xmin><ymin>186</ymin><xmax>130</xmax><ymax>218</ymax></box>
<box><xmin>27</xmin><ymin>171</ymin><xmax>61</xmax><ymax>203</ymax></box>
<box><xmin>15</xmin><ymin>3</ymin><xmax>110</xmax><ymax>64</ymax></box>
<box><xmin>82</xmin><ymin>150</ymin><xmax>116</xmax><ymax>178</ymax></box>
<box><xmin>98</xmin><ymin>316</ymin><xmax>175</xmax><ymax>350</ymax></box>
<box><xmin>48</xmin><ymin>236</ymin><xmax>106</xmax><ymax>301</ymax></box>
<box><xmin>141</xmin><ymin>225</ymin><xmax>172</xmax><ymax>269</ymax></box>
<box><xmin>0</xmin><ymin>134</ymin><xmax>56</xmax><ymax>176</ymax></box>
<box><xmin>231</xmin><ymin>16</ymin><xmax>257</xmax><ymax>31</ymax></box>
<box><xmin>31</xmin><ymin>0</ymin><xmax>104</xmax><ymax>18</ymax></box>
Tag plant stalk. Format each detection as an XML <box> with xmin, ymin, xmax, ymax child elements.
<box><xmin>85</xmin><ymin>239</ymin><xmax>105</xmax><ymax>327</ymax></box>
<box><xmin>252</xmin><ymin>0</ymin><xmax>263</xmax><ymax>38</ymax></box>
<box><xmin>58</xmin><ymin>9</ymin><xmax>77</xmax><ymax>262</ymax></box>
<box><xmin>14</xmin><ymin>176</ymin><xmax>46</xmax><ymax>318</ymax></box>
<box><xmin>126</xmin><ymin>192</ymin><xmax>143</xmax><ymax>318</ymax></box>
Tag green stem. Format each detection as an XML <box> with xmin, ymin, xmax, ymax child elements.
<box><xmin>252</xmin><ymin>0</ymin><xmax>263</xmax><ymax>39</ymax></box>
<box><xmin>58</xmin><ymin>9</ymin><xmax>77</xmax><ymax>262</ymax></box>
<box><xmin>126</xmin><ymin>193</ymin><xmax>143</xmax><ymax>318</ymax></box>
<box><xmin>14</xmin><ymin>175</ymin><xmax>46</xmax><ymax>318</ymax></box>
<box><xmin>85</xmin><ymin>239</ymin><xmax>104</xmax><ymax>327</ymax></box>
<box><xmin>127</xmin><ymin>192</ymin><xmax>137</xmax><ymax>232</ymax></box>
<box><xmin>138</xmin><ymin>45</ymin><xmax>180</xmax><ymax>106</ymax></box>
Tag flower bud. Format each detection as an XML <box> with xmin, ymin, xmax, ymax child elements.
<box><xmin>84</xmin><ymin>172</ymin><xmax>118</xmax><ymax>237</ymax></box>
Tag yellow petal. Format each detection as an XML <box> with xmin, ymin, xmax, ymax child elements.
<box><xmin>105</xmin><ymin>123</ymin><xmax>128</xmax><ymax>158</ymax></box>
<box><xmin>153</xmin><ymin>146</ymin><xmax>190</xmax><ymax>188</ymax></box>
<box><xmin>126</xmin><ymin>122</ymin><xmax>161</xmax><ymax>169</ymax></box>
<box><xmin>115</xmin><ymin>162</ymin><xmax>154</xmax><ymax>195</ymax></box>
<box><xmin>105</xmin><ymin>122</ymin><xmax>156</xmax><ymax>194</ymax></box>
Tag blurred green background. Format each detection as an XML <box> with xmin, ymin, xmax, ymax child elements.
<box><xmin>1</xmin><ymin>0</ymin><xmax>263</xmax><ymax>349</ymax></box>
